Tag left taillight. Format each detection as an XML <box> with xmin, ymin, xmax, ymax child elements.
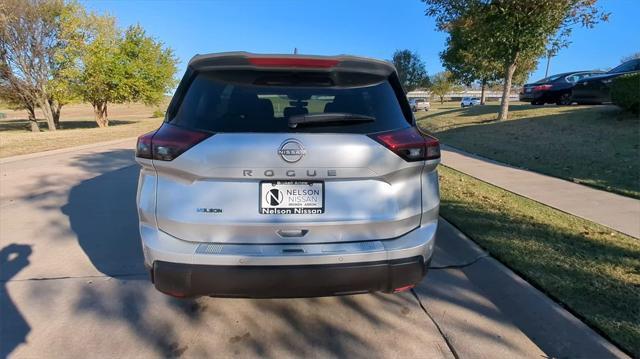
<box><xmin>135</xmin><ymin>123</ymin><xmax>212</xmax><ymax>161</ymax></box>
<box><xmin>533</xmin><ymin>84</ymin><xmax>553</xmax><ymax>91</ymax></box>
<box><xmin>369</xmin><ymin>127</ymin><xmax>440</xmax><ymax>162</ymax></box>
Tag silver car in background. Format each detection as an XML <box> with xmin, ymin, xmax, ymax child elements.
<box><xmin>135</xmin><ymin>52</ymin><xmax>440</xmax><ymax>298</ymax></box>
<box><xmin>409</xmin><ymin>98</ymin><xmax>431</xmax><ymax>111</ymax></box>
<box><xmin>461</xmin><ymin>97</ymin><xmax>481</xmax><ymax>107</ymax></box>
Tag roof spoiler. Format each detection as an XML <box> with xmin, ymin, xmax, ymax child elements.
<box><xmin>188</xmin><ymin>51</ymin><xmax>396</xmax><ymax>77</ymax></box>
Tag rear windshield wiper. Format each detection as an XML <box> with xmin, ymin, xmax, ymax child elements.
<box><xmin>288</xmin><ymin>113</ymin><xmax>376</xmax><ymax>128</ymax></box>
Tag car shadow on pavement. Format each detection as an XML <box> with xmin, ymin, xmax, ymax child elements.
<box><xmin>0</xmin><ymin>244</ymin><xmax>32</xmax><ymax>358</ymax></box>
<box><xmin>61</xmin><ymin>164</ymin><xmax>145</xmax><ymax>277</ymax></box>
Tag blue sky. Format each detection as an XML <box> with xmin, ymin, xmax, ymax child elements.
<box><xmin>82</xmin><ymin>0</ymin><xmax>639</xmax><ymax>84</ymax></box>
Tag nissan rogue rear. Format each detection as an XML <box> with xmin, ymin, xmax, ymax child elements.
<box><xmin>135</xmin><ymin>52</ymin><xmax>440</xmax><ymax>298</ymax></box>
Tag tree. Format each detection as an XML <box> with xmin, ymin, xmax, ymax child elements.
<box><xmin>391</xmin><ymin>49</ymin><xmax>430</xmax><ymax>93</ymax></box>
<box><xmin>424</xmin><ymin>0</ymin><xmax>608</xmax><ymax>120</ymax></box>
<box><xmin>440</xmin><ymin>19</ymin><xmax>500</xmax><ymax>104</ymax></box>
<box><xmin>48</xmin><ymin>1</ymin><xmax>87</xmax><ymax>127</ymax></box>
<box><xmin>0</xmin><ymin>74</ymin><xmax>39</xmax><ymax>131</ymax></box>
<box><xmin>77</xmin><ymin>21</ymin><xmax>177</xmax><ymax>127</ymax></box>
<box><xmin>0</xmin><ymin>0</ymin><xmax>84</xmax><ymax>131</ymax></box>
<box><xmin>430</xmin><ymin>71</ymin><xmax>455</xmax><ymax>104</ymax></box>
<box><xmin>441</xmin><ymin>13</ymin><xmax>538</xmax><ymax>105</ymax></box>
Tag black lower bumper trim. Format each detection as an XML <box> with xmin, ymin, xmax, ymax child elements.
<box><xmin>153</xmin><ymin>256</ymin><xmax>428</xmax><ymax>298</ymax></box>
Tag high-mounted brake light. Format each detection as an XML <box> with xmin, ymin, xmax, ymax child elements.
<box><xmin>136</xmin><ymin>123</ymin><xmax>212</xmax><ymax>161</ymax></box>
<box><xmin>370</xmin><ymin>127</ymin><xmax>440</xmax><ymax>162</ymax></box>
<box><xmin>247</xmin><ymin>57</ymin><xmax>340</xmax><ymax>68</ymax></box>
<box><xmin>533</xmin><ymin>84</ymin><xmax>553</xmax><ymax>91</ymax></box>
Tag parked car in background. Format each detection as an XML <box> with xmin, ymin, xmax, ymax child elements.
<box><xmin>135</xmin><ymin>52</ymin><xmax>441</xmax><ymax>298</ymax></box>
<box><xmin>409</xmin><ymin>98</ymin><xmax>430</xmax><ymax>111</ymax></box>
<box><xmin>520</xmin><ymin>70</ymin><xmax>603</xmax><ymax>105</ymax></box>
<box><xmin>460</xmin><ymin>97</ymin><xmax>480</xmax><ymax>107</ymax></box>
<box><xmin>571</xmin><ymin>59</ymin><xmax>640</xmax><ymax>105</ymax></box>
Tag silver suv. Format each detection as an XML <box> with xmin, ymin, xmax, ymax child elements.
<box><xmin>135</xmin><ymin>52</ymin><xmax>440</xmax><ymax>298</ymax></box>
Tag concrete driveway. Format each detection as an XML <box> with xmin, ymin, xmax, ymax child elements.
<box><xmin>0</xmin><ymin>140</ymin><xmax>626</xmax><ymax>358</ymax></box>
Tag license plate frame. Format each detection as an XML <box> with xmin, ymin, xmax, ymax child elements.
<box><xmin>259</xmin><ymin>180</ymin><xmax>325</xmax><ymax>214</ymax></box>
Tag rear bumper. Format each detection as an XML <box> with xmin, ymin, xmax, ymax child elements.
<box><xmin>140</xmin><ymin>220</ymin><xmax>438</xmax><ymax>297</ymax></box>
<box><xmin>153</xmin><ymin>256</ymin><xmax>428</xmax><ymax>298</ymax></box>
<box><xmin>520</xmin><ymin>90</ymin><xmax>562</xmax><ymax>103</ymax></box>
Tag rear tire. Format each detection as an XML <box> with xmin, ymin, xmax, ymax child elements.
<box><xmin>556</xmin><ymin>93</ymin><xmax>572</xmax><ymax>106</ymax></box>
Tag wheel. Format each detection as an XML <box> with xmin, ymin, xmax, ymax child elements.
<box><xmin>556</xmin><ymin>93</ymin><xmax>572</xmax><ymax>106</ymax></box>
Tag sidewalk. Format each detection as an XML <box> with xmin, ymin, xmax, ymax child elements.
<box><xmin>441</xmin><ymin>146</ymin><xmax>640</xmax><ymax>239</ymax></box>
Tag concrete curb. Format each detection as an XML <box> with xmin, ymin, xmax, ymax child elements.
<box><xmin>0</xmin><ymin>137</ymin><xmax>137</xmax><ymax>165</ymax></box>
<box><xmin>436</xmin><ymin>218</ymin><xmax>629</xmax><ymax>358</ymax></box>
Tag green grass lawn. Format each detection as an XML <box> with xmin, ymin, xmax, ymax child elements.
<box><xmin>438</xmin><ymin>165</ymin><xmax>640</xmax><ymax>356</ymax></box>
<box><xmin>0</xmin><ymin>103</ymin><xmax>165</xmax><ymax>158</ymax></box>
<box><xmin>0</xmin><ymin>118</ymin><xmax>163</xmax><ymax>158</ymax></box>
<box><xmin>417</xmin><ymin>102</ymin><xmax>640</xmax><ymax>198</ymax></box>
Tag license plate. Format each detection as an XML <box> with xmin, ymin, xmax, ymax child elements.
<box><xmin>525</xmin><ymin>88</ymin><xmax>532</xmax><ymax>93</ymax></box>
<box><xmin>259</xmin><ymin>181</ymin><xmax>324</xmax><ymax>214</ymax></box>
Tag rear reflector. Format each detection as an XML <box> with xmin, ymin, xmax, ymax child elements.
<box><xmin>247</xmin><ymin>57</ymin><xmax>340</xmax><ymax>68</ymax></box>
<box><xmin>136</xmin><ymin>123</ymin><xmax>212</xmax><ymax>161</ymax></box>
<box><xmin>370</xmin><ymin>127</ymin><xmax>440</xmax><ymax>161</ymax></box>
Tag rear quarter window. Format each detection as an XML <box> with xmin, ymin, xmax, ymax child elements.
<box><xmin>169</xmin><ymin>72</ymin><xmax>411</xmax><ymax>134</ymax></box>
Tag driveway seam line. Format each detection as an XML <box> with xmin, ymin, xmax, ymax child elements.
<box><xmin>0</xmin><ymin>272</ymin><xmax>148</xmax><ymax>283</ymax></box>
<box><xmin>428</xmin><ymin>254</ymin><xmax>490</xmax><ymax>270</ymax></box>
<box><xmin>411</xmin><ymin>288</ymin><xmax>460</xmax><ymax>359</ymax></box>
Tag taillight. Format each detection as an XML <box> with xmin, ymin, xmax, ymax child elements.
<box><xmin>135</xmin><ymin>123</ymin><xmax>212</xmax><ymax>161</ymax></box>
<box><xmin>370</xmin><ymin>127</ymin><xmax>440</xmax><ymax>161</ymax></box>
<box><xmin>247</xmin><ymin>57</ymin><xmax>340</xmax><ymax>68</ymax></box>
<box><xmin>136</xmin><ymin>130</ymin><xmax>154</xmax><ymax>159</ymax></box>
<box><xmin>533</xmin><ymin>84</ymin><xmax>553</xmax><ymax>91</ymax></box>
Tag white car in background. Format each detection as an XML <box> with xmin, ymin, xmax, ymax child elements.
<box><xmin>460</xmin><ymin>97</ymin><xmax>481</xmax><ymax>107</ymax></box>
<box><xmin>409</xmin><ymin>98</ymin><xmax>430</xmax><ymax>111</ymax></box>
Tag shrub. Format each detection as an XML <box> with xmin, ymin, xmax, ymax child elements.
<box><xmin>152</xmin><ymin>109</ymin><xmax>165</xmax><ymax>118</ymax></box>
<box><xmin>611</xmin><ymin>73</ymin><xmax>640</xmax><ymax>114</ymax></box>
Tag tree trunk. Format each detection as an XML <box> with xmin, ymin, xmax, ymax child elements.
<box><xmin>498</xmin><ymin>62</ymin><xmax>517</xmax><ymax>121</ymax></box>
<box><xmin>480</xmin><ymin>79</ymin><xmax>487</xmax><ymax>105</ymax></box>
<box><xmin>26</xmin><ymin>105</ymin><xmax>39</xmax><ymax>132</ymax></box>
<box><xmin>440</xmin><ymin>96</ymin><xmax>444</xmax><ymax>104</ymax></box>
<box><xmin>35</xmin><ymin>96</ymin><xmax>56</xmax><ymax>131</ymax></box>
<box><xmin>49</xmin><ymin>98</ymin><xmax>62</xmax><ymax>128</ymax></box>
<box><xmin>93</xmin><ymin>102</ymin><xmax>109</xmax><ymax>127</ymax></box>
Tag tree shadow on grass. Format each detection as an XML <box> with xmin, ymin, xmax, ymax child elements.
<box><xmin>0</xmin><ymin>118</ymin><xmax>137</xmax><ymax>132</ymax></box>
<box><xmin>434</xmin><ymin>107</ymin><xmax>640</xmax><ymax>198</ymax></box>
<box><xmin>419</xmin><ymin>103</ymin><xmax>537</xmax><ymax>123</ymax></box>
<box><xmin>439</xmin><ymin>197</ymin><xmax>640</xmax><ymax>356</ymax></box>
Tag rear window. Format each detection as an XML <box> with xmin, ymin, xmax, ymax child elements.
<box><xmin>534</xmin><ymin>74</ymin><xmax>564</xmax><ymax>83</ymax></box>
<box><xmin>168</xmin><ymin>72</ymin><xmax>410</xmax><ymax>133</ymax></box>
<box><xmin>608</xmin><ymin>59</ymin><xmax>639</xmax><ymax>74</ymax></box>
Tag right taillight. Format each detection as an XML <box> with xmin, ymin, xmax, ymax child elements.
<box><xmin>370</xmin><ymin>127</ymin><xmax>440</xmax><ymax>161</ymax></box>
<box><xmin>135</xmin><ymin>123</ymin><xmax>212</xmax><ymax>161</ymax></box>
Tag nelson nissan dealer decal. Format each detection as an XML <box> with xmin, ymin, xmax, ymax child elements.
<box><xmin>260</xmin><ymin>181</ymin><xmax>324</xmax><ymax>214</ymax></box>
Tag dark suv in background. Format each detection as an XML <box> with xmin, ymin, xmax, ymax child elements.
<box><xmin>571</xmin><ymin>58</ymin><xmax>640</xmax><ymax>104</ymax></box>
<box><xmin>520</xmin><ymin>70</ymin><xmax>603</xmax><ymax>105</ymax></box>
